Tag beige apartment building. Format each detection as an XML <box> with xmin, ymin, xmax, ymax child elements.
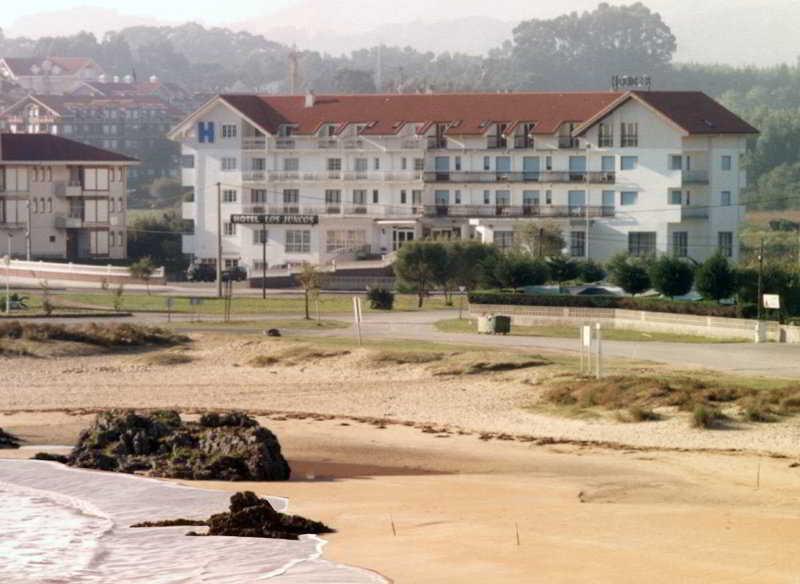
<box><xmin>0</xmin><ymin>133</ymin><xmax>137</xmax><ymax>260</ymax></box>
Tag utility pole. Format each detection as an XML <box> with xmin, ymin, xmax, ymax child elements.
<box><xmin>261</xmin><ymin>228</ymin><xmax>267</xmax><ymax>300</ymax></box>
<box><xmin>216</xmin><ymin>182</ymin><xmax>223</xmax><ymax>299</ymax></box>
<box><xmin>5</xmin><ymin>233</ymin><xmax>12</xmax><ymax>314</ymax></box>
<box><xmin>756</xmin><ymin>236</ymin><xmax>765</xmax><ymax>321</ymax></box>
<box><xmin>584</xmin><ymin>189</ymin><xmax>590</xmax><ymax>260</ymax></box>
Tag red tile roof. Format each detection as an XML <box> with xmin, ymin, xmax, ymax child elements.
<box><xmin>5</xmin><ymin>94</ymin><xmax>183</xmax><ymax>117</ymax></box>
<box><xmin>216</xmin><ymin>91</ymin><xmax>756</xmax><ymax>137</ymax></box>
<box><xmin>1</xmin><ymin>57</ymin><xmax>97</xmax><ymax>77</ymax></box>
<box><xmin>0</xmin><ymin>133</ymin><xmax>137</xmax><ymax>163</ymax></box>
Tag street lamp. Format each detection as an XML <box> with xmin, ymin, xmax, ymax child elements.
<box><xmin>5</xmin><ymin>233</ymin><xmax>13</xmax><ymax>315</ymax></box>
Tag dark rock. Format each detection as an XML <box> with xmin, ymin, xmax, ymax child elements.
<box><xmin>131</xmin><ymin>518</ymin><xmax>207</xmax><ymax>528</ymax></box>
<box><xmin>32</xmin><ymin>452</ymin><xmax>68</xmax><ymax>463</ymax></box>
<box><xmin>266</xmin><ymin>329</ymin><xmax>281</xmax><ymax>337</ymax></box>
<box><xmin>0</xmin><ymin>428</ymin><xmax>21</xmax><ymax>449</ymax></box>
<box><xmin>67</xmin><ymin>410</ymin><xmax>290</xmax><ymax>481</ymax></box>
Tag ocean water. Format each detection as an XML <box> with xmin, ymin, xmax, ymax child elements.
<box><xmin>0</xmin><ymin>460</ymin><xmax>386</xmax><ymax>583</ymax></box>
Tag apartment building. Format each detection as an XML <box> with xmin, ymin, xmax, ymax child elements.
<box><xmin>0</xmin><ymin>94</ymin><xmax>181</xmax><ymax>186</ymax></box>
<box><xmin>169</xmin><ymin>91</ymin><xmax>757</xmax><ymax>274</ymax></box>
<box><xmin>0</xmin><ymin>57</ymin><xmax>104</xmax><ymax>95</ymax></box>
<box><xmin>0</xmin><ymin>133</ymin><xmax>137</xmax><ymax>260</ymax></box>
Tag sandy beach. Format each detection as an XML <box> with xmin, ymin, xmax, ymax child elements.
<box><xmin>2</xmin><ymin>333</ymin><xmax>800</xmax><ymax>582</ymax></box>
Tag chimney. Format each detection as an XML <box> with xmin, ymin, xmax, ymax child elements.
<box><xmin>304</xmin><ymin>91</ymin><xmax>315</xmax><ymax>108</ymax></box>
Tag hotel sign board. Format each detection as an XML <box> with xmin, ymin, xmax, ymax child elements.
<box><xmin>230</xmin><ymin>214</ymin><xmax>319</xmax><ymax>226</ymax></box>
<box><xmin>763</xmin><ymin>294</ymin><xmax>781</xmax><ymax>309</ymax></box>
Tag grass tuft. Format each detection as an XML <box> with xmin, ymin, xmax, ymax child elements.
<box><xmin>144</xmin><ymin>352</ymin><xmax>194</xmax><ymax>366</ymax></box>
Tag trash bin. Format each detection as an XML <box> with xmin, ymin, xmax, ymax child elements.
<box><xmin>494</xmin><ymin>315</ymin><xmax>511</xmax><ymax>335</ymax></box>
<box><xmin>477</xmin><ymin>315</ymin><xmax>494</xmax><ymax>334</ymax></box>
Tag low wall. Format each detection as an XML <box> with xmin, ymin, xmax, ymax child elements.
<box><xmin>469</xmin><ymin>303</ymin><xmax>786</xmax><ymax>343</ymax></box>
<box><xmin>2</xmin><ymin>260</ymin><xmax>167</xmax><ymax>286</ymax></box>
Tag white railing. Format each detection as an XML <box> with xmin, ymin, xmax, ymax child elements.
<box><xmin>263</xmin><ymin>171</ymin><xmax>423</xmax><ymax>182</ymax></box>
<box><xmin>5</xmin><ymin>259</ymin><xmax>165</xmax><ymax>280</ymax></box>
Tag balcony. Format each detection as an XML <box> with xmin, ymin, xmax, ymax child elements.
<box><xmin>342</xmin><ymin>139</ymin><xmax>364</xmax><ymax>149</ymax></box>
<box><xmin>242</xmin><ymin>171</ymin><xmax>266</xmax><ymax>182</ymax></box>
<box><xmin>682</xmin><ymin>170</ymin><xmax>709</xmax><ymax>185</ymax></box>
<box><xmin>423</xmin><ymin>205</ymin><xmax>615</xmax><ymax>219</ymax></box>
<box><xmin>242</xmin><ymin>137</ymin><xmax>266</xmax><ymax>150</ymax></box>
<box><xmin>262</xmin><ymin>171</ymin><xmax>424</xmax><ymax>182</ymax></box>
<box><xmin>486</xmin><ymin>136</ymin><xmax>508</xmax><ymax>150</ymax></box>
<box><xmin>427</xmin><ymin>136</ymin><xmax>447</xmax><ymax>149</ymax></box>
<box><xmin>681</xmin><ymin>206</ymin><xmax>710</xmax><ymax>220</ymax></box>
<box><xmin>423</xmin><ymin>171</ymin><xmax>615</xmax><ymax>184</ymax></box>
<box><xmin>513</xmin><ymin>135</ymin><xmax>534</xmax><ymax>149</ymax></box>
<box><xmin>274</xmin><ymin>138</ymin><xmax>295</xmax><ymax>150</ymax></box>
<box><xmin>318</xmin><ymin>138</ymin><xmax>338</xmax><ymax>149</ymax></box>
<box><xmin>238</xmin><ymin>204</ymin><xmax>420</xmax><ymax>218</ymax></box>
<box><xmin>65</xmin><ymin>183</ymin><xmax>83</xmax><ymax>197</ymax></box>
<box><xmin>558</xmin><ymin>136</ymin><xmax>579</xmax><ymax>149</ymax></box>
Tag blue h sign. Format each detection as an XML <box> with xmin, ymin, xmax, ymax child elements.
<box><xmin>198</xmin><ymin>121</ymin><xmax>215</xmax><ymax>143</ymax></box>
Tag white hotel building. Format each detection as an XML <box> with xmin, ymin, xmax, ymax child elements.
<box><xmin>169</xmin><ymin>91</ymin><xmax>757</xmax><ymax>274</ymax></box>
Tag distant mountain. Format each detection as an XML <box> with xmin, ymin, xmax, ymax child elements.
<box><xmin>6</xmin><ymin>6</ymin><xmax>171</xmax><ymax>39</ymax></box>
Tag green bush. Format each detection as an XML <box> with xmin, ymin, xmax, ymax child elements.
<box><xmin>576</xmin><ymin>259</ymin><xmax>606</xmax><ymax>283</ymax></box>
<box><xmin>648</xmin><ymin>256</ymin><xmax>694</xmax><ymax>298</ymax></box>
<box><xmin>607</xmin><ymin>253</ymin><xmax>651</xmax><ymax>295</ymax></box>
<box><xmin>695</xmin><ymin>253</ymin><xmax>736</xmax><ymax>301</ymax></box>
<box><xmin>366</xmin><ymin>287</ymin><xmax>395</xmax><ymax>310</ymax></box>
<box><xmin>691</xmin><ymin>404</ymin><xmax>725</xmax><ymax>429</ymax></box>
<box><xmin>468</xmin><ymin>291</ymin><xmax>742</xmax><ymax>317</ymax></box>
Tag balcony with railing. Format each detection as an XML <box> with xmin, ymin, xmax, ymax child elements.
<box><xmin>513</xmin><ymin>135</ymin><xmax>534</xmax><ymax>149</ymax></box>
<box><xmin>486</xmin><ymin>135</ymin><xmax>508</xmax><ymax>150</ymax></box>
<box><xmin>682</xmin><ymin>170</ymin><xmax>710</xmax><ymax>185</ymax></box>
<box><xmin>423</xmin><ymin>170</ymin><xmax>615</xmax><ymax>184</ymax></box>
<box><xmin>239</xmin><ymin>204</ymin><xmax>421</xmax><ymax>218</ymax></box>
<box><xmin>427</xmin><ymin>136</ymin><xmax>448</xmax><ymax>150</ymax></box>
<box><xmin>242</xmin><ymin>136</ymin><xmax>266</xmax><ymax>150</ymax></box>
<box><xmin>274</xmin><ymin>138</ymin><xmax>296</xmax><ymax>150</ymax></box>
<box><xmin>681</xmin><ymin>205</ymin><xmax>710</xmax><ymax>220</ymax></box>
<box><xmin>423</xmin><ymin>204</ymin><xmax>615</xmax><ymax>219</ymax></box>
<box><xmin>558</xmin><ymin>136</ymin><xmax>579</xmax><ymax>149</ymax></box>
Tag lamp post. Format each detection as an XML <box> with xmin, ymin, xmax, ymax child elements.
<box><xmin>5</xmin><ymin>233</ymin><xmax>13</xmax><ymax>315</ymax></box>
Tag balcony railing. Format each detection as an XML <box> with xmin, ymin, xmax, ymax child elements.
<box><xmin>513</xmin><ymin>135</ymin><xmax>534</xmax><ymax>149</ymax></box>
<box><xmin>558</xmin><ymin>136</ymin><xmax>579</xmax><ymax>149</ymax></box>
<box><xmin>681</xmin><ymin>206</ymin><xmax>710</xmax><ymax>220</ymax></box>
<box><xmin>427</xmin><ymin>136</ymin><xmax>448</xmax><ymax>149</ymax></box>
<box><xmin>486</xmin><ymin>136</ymin><xmax>508</xmax><ymax>149</ymax></box>
<box><xmin>423</xmin><ymin>205</ymin><xmax>615</xmax><ymax>219</ymax></box>
<box><xmin>242</xmin><ymin>137</ymin><xmax>266</xmax><ymax>149</ymax></box>
<box><xmin>682</xmin><ymin>170</ymin><xmax>710</xmax><ymax>185</ymax></box>
<box><xmin>423</xmin><ymin>171</ymin><xmax>615</xmax><ymax>184</ymax></box>
<box><xmin>239</xmin><ymin>204</ymin><xmax>421</xmax><ymax>218</ymax></box>
<box><xmin>274</xmin><ymin>138</ymin><xmax>295</xmax><ymax>149</ymax></box>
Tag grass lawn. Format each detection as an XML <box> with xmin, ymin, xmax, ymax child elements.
<box><xmin>54</xmin><ymin>292</ymin><xmax>456</xmax><ymax>315</ymax></box>
<box><xmin>166</xmin><ymin>318</ymin><xmax>348</xmax><ymax>331</ymax></box>
<box><xmin>434</xmin><ymin>318</ymin><xmax>745</xmax><ymax>344</ymax></box>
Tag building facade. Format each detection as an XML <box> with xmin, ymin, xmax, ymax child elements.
<box><xmin>0</xmin><ymin>57</ymin><xmax>104</xmax><ymax>95</ymax></box>
<box><xmin>0</xmin><ymin>133</ymin><xmax>136</xmax><ymax>260</ymax></box>
<box><xmin>169</xmin><ymin>91</ymin><xmax>757</xmax><ymax>274</ymax></box>
<box><xmin>0</xmin><ymin>94</ymin><xmax>181</xmax><ymax>186</ymax></box>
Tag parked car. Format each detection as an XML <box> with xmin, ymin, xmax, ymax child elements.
<box><xmin>187</xmin><ymin>263</ymin><xmax>216</xmax><ymax>282</ymax></box>
<box><xmin>222</xmin><ymin>266</ymin><xmax>248</xmax><ymax>282</ymax></box>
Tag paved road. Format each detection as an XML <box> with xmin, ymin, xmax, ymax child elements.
<box><xmin>12</xmin><ymin>309</ymin><xmax>800</xmax><ymax>379</ymax></box>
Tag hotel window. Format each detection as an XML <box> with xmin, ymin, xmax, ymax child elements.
<box><xmin>251</xmin><ymin>189</ymin><xmax>267</xmax><ymax>203</ymax></box>
<box><xmin>223</xmin><ymin>189</ymin><xmax>237</xmax><ymax>203</ymax></box>
<box><xmin>283</xmin><ymin>189</ymin><xmax>299</xmax><ymax>204</ymax></box>
<box><xmin>455</xmin><ymin>156</ymin><xmax>462</xmax><ymax>171</ymax></box>
<box><xmin>354</xmin><ymin>158</ymin><xmax>368</xmax><ymax>173</ymax></box>
<box><xmin>483</xmin><ymin>190</ymin><xmax>491</xmax><ymax>204</ymax></box>
<box><xmin>454</xmin><ymin>190</ymin><xmax>462</xmax><ymax>204</ymax></box>
<box><xmin>620</xmin><ymin>122</ymin><xmax>638</xmax><ymax>147</ymax></box>
<box><xmin>253</xmin><ymin>228</ymin><xmax>268</xmax><ymax>245</ymax></box>
<box><xmin>620</xmin><ymin>156</ymin><xmax>638</xmax><ymax>170</ymax></box>
<box><xmin>494</xmin><ymin>231</ymin><xmax>514</xmax><ymax>251</ymax></box>
<box><xmin>669</xmin><ymin>155</ymin><xmax>683</xmax><ymax>170</ymax></box>
<box><xmin>221</xmin><ymin>124</ymin><xmax>238</xmax><ymax>139</ymax></box>
<box><xmin>110</xmin><ymin>198</ymin><xmax>116</xmax><ymax>213</ymax></box>
<box><xmin>326</xmin><ymin>230</ymin><xmax>367</xmax><ymax>253</ymax></box>
<box><xmin>109</xmin><ymin>231</ymin><xmax>116</xmax><ymax>248</ymax></box>
<box><xmin>719</xmin><ymin>232</ymin><xmax>733</xmax><ymax>258</ymax></box>
<box><xmin>721</xmin><ymin>191</ymin><xmax>732</xmax><ymax>206</ymax></box>
<box><xmin>372</xmin><ymin>190</ymin><xmax>379</xmax><ymax>204</ymax></box>
<box><xmin>598</xmin><ymin>123</ymin><xmax>613</xmax><ymax>147</ymax></box>
<box><xmin>401</xmin><ymin>158</ymin><xmax>407</xmax><ymax>170</ymax></box>
<box><xmin>84</xmin><ymin>168</ymin><xmax>109</xmax><ymax>191</ymax></box>
<box><xmin>283</xmin><ymin>158</ymin><xmax>299</xmax><ymax>171</ymax></box>
<box><xmin>601</xmin><ymin>156</ymin><xmax>615</xmax><ymax>172</ymax></box>
<box><xmin>602</xmin><ymin>190</ymin><xmax>615</xmax><ymax>208</ymax></box>
<box><xmin>673</xmin><ymin>232</ymin><xmax>688</xmax><ymax>257</ymax></box>
<box><xmin>353</xmin><ymin>189</ymin><xmax>367</xmax><ymax>205</ymax></box>
<box><xmin>221</xmin><ymin>157</ymin><xmax>237</xmax><ymax>171</ymax></box>
<box><xmin>286</xmin><ymin>230</ymin><xmax>311</xmax><ymax>253</ymax></box>
<box><xmin>483</xmin><ymin>156</ymin><xmax>491</xmax><ymax>171</ymax></box>
<box><xmin>621</xmin><ymin>191</ymin><xmax>638</xmax><ymax>206</ymax></box>
<box><xmin>412</xmin><ymin>190</ymin><xmax>422</xmax><ymax>204</ymax></box>
<box><xmin>545</xmin><ymin>190</ymin><xmax>552</xmax><ymax>205</ymax></box>
<box><xmin>223</xmin><ymin>222</ymin><xmax>236</xmax><ymax>236</ymax></box>
<box><xmin>721</xmin><ymin>155</ymin><xmax>732</xmax><ymax>171</ymax></box>
<box><xmin>400</xmin><ymin>190</ymin><xmax>407</xmax><ymax>204</ymax></box>
<box><xmin>628</xmin><ymin>232</ymin><xmax>656</xmax><ymax>257</ymax></box>
<box><xmin>545</xmin><ymin>156</ymin><xmax>552</xmax><ymax>171</ymax></box>
<box><xmin>669</xmin><ymin>190</ymin><xmax>683</xmax><ymax>205</ymax></box>
<box><xmin>325</xmin><ymin>189</ymin><xmax>341</xmax><ymax>206</ymax></box>
<box><xmin>570</xmin><ymin>231</ymin><xmax>586</xmax><ymax>257</ymax></box>
<box><xmin>374</xmin><ymin>158</ymin><xmax>380</xmax><ymax>170</ymax></box>
<box><xmin>326</xmin><ymin>158</ymin><xmax>342</xmax><ymax>171</ymax></box>
<box><xmin>414</xmin><ymin>158</ymin><xmax>424</xmax><ymax>171</ymax></box>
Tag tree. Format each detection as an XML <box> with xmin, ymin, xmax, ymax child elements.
<box><xmin>394</xmin><ymin>242</ymin><xmax>448</xmax><ymax>307</ymax></box>
<box><xmin>576</xmin><ymin>259</ymin><xmax>606</xmax><ymax>283</ymax></box>
<box><xmin>546</xmin><ymin>256</ymin><xmax>579</xmax><ymax>285</ymax></box>
<box><xmin>607</xmin><ymin>253</ymin><xmax>651</xmax><ymax>295</ymax></box>
<box><xmin>486</xmin><ymin>251</ymin><xmax>550</xmax><ymax>289</ymax></box>
<box><xmin>695</xmin><ymin>253</ymin><xmax>736</xmax><ymax>301</ymax></box>
<box><xmin>648</xmin><ymin>256</ymin><xmax>694</xmax><ymax>298</ymax></box>
<box><xmin>127</xmin><ymin>211</ymin><xmax>190</xmax><ymax>276</ymax></box>
<box><xmin>296</xmin><ymin>263</ymin><xmax>324</xmax><ymax>320</ymax></box>
<box><xmin>129</xmin><ymin>257</ymin><xmax>157</xmax><ymax>294</ymax></box>
<box><xmin>332</xmin><ymin>68</ymin><xmax>377</xmax><ymax>93</ymax></box>
<box><xmin>514</xmin><ymin>221</ymin><xmax>565</xmax><ymax>258</ymax></box>
<box><xmin>441</xmin><ymin>241</ymin><xmax>497</xmax><ymax>302</ymax></box>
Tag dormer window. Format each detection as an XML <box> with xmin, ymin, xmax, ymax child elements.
<box><xmin>620</xmin><ymin>122</ymin><xmax>638</xmax><ymax>147</ymax></box>
<box><xmin>278</xmin><ymin>124</ymin><xmax>295</xmax><ymax>137</ymax></box>
<box><xmin>598</xmin><ymin>123</ymin><xmax>613</xmax><ymax>147</ymax></box>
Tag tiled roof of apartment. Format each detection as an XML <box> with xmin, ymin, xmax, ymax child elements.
<box><xmin>1</xmin><ymin>57</ymin><xmax>97</xmax><ymax>76</ymax></box>
<box><xmin>80</xmin><ymin>80</ymin><xmax>190</xmax><ymax>98</ymax></box>
<box><xmin>0</xmin><ymin>133</ymin><xmax>138</xmax><ymax>163</ymax></box>
<box><xmin>217</xmin><ymin>91</ymin><xmax>757</xmax><ymax>137</ymax></box>
<box><xmin>3</xmin><ymin>94</ymin><xmax>183</xmax><ymax>117</ymax></box>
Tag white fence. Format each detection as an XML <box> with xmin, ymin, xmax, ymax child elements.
<box><xmin>2</xmin><ymin>259</ymin><xmax>166</xmax><ymax>285</ymax></box>
<box><xmin>469</xmin><ymin>303</ymin><xmax>800</xmax><ymax>343</ymax></box>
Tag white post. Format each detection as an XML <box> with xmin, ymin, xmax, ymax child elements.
<box><xmin>352</xmin><ymin>296</ymin><xmax>363</xmax><ymax>346</ymax></box>
<box><xmin>595</xmin><ymin>322</ymin><xmax>602</xmax><ymax>379</ymax></box>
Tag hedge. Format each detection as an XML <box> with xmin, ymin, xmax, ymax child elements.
<box><xmin>468</xmin><ymin>292</ymin><xmax>745</xmax><ymax>318</ymax></box>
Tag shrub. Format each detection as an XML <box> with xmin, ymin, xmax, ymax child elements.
<box><xmin>576</xmin><ymin>259</ymin><xmax>606</xmax><ymax>283</ymax></box>
<box><xmin>547</xmin><ymin>256</ymin><xmax>579</xmax><ymax>284</ymax></box>
<box><xmin>366</xmin><ymin>287</ymin><xmax>395</xmax><ymax>310</ymax></box>
<box><xmin>691</xmin><ymin>404</ymin><xmax>724</xmax><ymax>429</ymax></box>
<box><xmin>468</xmin><ymin>292</ymin><xmax>741</xmax><ymax>317</ymax></box>
<box><xmin>695</xmin><ymin>253</ymin><xmax>736</xmax><ymax>301</ymax></box>
<box><xmin>607</xmin><ymin>253</ymin><xmax>651</xmax><ymax>295</ymax></box>
<box><xmin>648</xmin><ymin>256</ymin><xmax>694</xmax><ymax>298</ymax></box>
<box><xmin>0</xmin><ymin>321</ymin><xmax>186</xmax><ymax>348</ymax></box>
<box><xmin>627</xmin><ymin>406</ymin><xmax>661</xmax><ymax>422</ymax></box>
<box><xmin>483</xmin><ymin>251</ymin><xmax>550</xmax><ymax>289</ymax></box>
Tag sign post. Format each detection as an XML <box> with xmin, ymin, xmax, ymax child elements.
<box><xmin>595</xmin><ymin>322</ymin><xmax>603</xmax><ymax>379</ymax></box>
<box><xmin>352</xmin><ymin>296</ymin><xmax>363</xmax><ymax>346</ymax></box>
